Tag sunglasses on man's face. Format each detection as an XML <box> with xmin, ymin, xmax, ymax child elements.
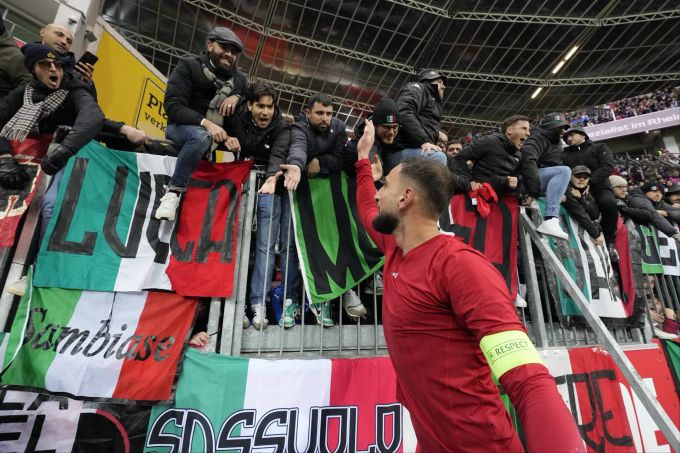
<box><xmin>36</xmin><ymin>59</ymin><xmax>64</xmax><ymax>70</ymax></box>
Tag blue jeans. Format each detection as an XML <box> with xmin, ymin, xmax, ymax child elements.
<box><xmin>249</xmin><ymin>193</ymin><xmax>300</xmax><ymax>307</ymax></box>
<box><xmin>166</xmin><ymin>123</ymin><xmax>212</xmax><ymax>191</ymax></box>
<box><xmin>538</xmin><ymin>166</ymin><xmax>571</xmax><ymax>218</ymax></box>
<box><xmin>40</xmin><ymin>167</ymin><xmax>65</xmax><ymax>242</ymax></box>
<box><xmin>384</xmin><ymin>147</ymin><xmax>447</xmax><ymax>173</ymax></box>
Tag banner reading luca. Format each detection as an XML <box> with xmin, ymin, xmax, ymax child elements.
<box><xmin>292</xmin><ymin>174</ymin><xmax>383</xmax><ymax>304</ymax></box>
<box><xmin>33</xmin><ymin>142</ymin><xmax>251</xmax><ymax>296</ymax></box>
<box><xmin>145</xmin><ymin>349</ymin><xmax>417</xmax><ymax>452</ymax></box>
<box><xmin>0</xmin><ymin>273</ymin><xmax>196</xmax><ymax>403</ymax></box>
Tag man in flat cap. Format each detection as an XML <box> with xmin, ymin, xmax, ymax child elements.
<box><xmin>157</xmin><ymin>26</ymin><xmax>248</xmax><ymax>220</ymax></box>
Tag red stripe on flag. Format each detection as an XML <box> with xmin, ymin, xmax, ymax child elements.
<box><xmin>111</xmin><ymin>291</ymin><xmax>196</xmax><ymax>401</ymax></box>
<box><xmin>166</xmin><ymin>160</ymin><xmax>253</xmax><ymax>297</ymax></box>
<box><xmin>615</xmin><ymin>218</ymin><xmax>635</xmax><ymax>315</ymax></box>
<box><xmin>329</xmin><ymin>357</ymin><xmax>401</xmax><ymax>452</ymax></box>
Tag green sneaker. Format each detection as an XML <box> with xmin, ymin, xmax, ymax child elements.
<box><xmin>314</xmin><ymin>302</ymin><xmax>334</xmax><ymax>327</ymax></box>
<box><xmin>279</xmin><ymin>299</ymin><xmax>297</xmax><ymax>328</ymax></box>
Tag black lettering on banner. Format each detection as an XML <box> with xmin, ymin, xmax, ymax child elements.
<box><xmin>25</xmin><ymin>393</ymin><xmax>69</xmax><ymax>411</ymax></box>
<box><xmin>23</xmin><ymin>308</ymin><xmax>46</xmax><ymax>348</ymax></box>
<box><xmin>253</xmin><ymin>409</ymin><xmax>288</xmax><ymax>450</ymax></box>
<box><xmin>216</xmin><ymin>410</ymin><xmax>256</xmax><ymax>452</ymax></box>
<box><xmin>658</xmin><ymin>234</ymin><xmax>679</xmax><ymax>268</ymax></box>
<box><xmin>0</xmin><ymin>391</ymin><xmax>23</xmax><ymax>411</ymax></box>
<box><xmin>82</xmin><ymin>320</ymin><xmax>111</xmax><ymax>357</ymax></box>
<box><xmin>347</xmin><ymin>407</ymin><xmax>358</xmax><ymax>453</ymax></box>
<box><xmin>147</xmin><ymin>174</ymin><xmax>171</xmax><ymax>263</ymax></box>
<box><xmin>0</xmin><ymin>414</ymin><xmax>26</xmax><ymax>441</ymax></box>
<box><xmin>637</xmin><ymin>225</ymin><xmax>662</xmax><ymax>267</ymax></box>
<box><xmin>182</xmin><ymin>410</ymin><xmax>215</xmax><ymax>453</ymax></box>
<box><xmin>554</xmin><ymin>370</ymin><xmax>632</xmax><ymax>452</ymax></box>
<box><xmin>103</xmin><ymin>168</ymin><xmax>150</xmax><ymax>258</ymax></box>
<box><xmin>297</xmin><ymin>175</ymin><xmax>380</xmax><ymax>294</ymax></box>
<box><xmin>26</xmin><ymin>414</ymin><xmax>53</xmax><ymax>453</ymax></box>
<box><xmin>195</xmin><ymin>180</ymin><xmax>239</xmax><ymax>263</ymax></box>
<box><xmin>146</xmin><ymin>408</ymin><xmax>183</xmax><ymax>452</ymax></box>
<box><xmin>306</xmin><ymin>407</ymin><xmax>321</xmax><ymax>452</ymax></box>
<box><xmin>47</xmin><ymin>157</ymin><xmax>97</xmax><ymax>255</ymax></box>
<box><xmin>318</xmin><ymin>407</ymin><xmax>350</xmax><ymax>453</ymax></box>
<box><xmin>375</xmin><ymin>404</ymin><xmax>402</xmax><ymax>453</ymax></box>
<box><xmin>167</xmin><ymin>176</ymin><xmax>215</xmax><ymax>263</ymax></box>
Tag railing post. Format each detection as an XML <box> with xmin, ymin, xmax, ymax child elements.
<box><xmin>518</xmin><ymin>208</ymin><xmax>548</xmax><ymax>348</ymax></box>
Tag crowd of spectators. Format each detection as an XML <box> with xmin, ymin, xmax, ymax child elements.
<box><xmin>458</xmin><ymin>85</ymin><xmax>679</xmax><ymax>145</ymax></box>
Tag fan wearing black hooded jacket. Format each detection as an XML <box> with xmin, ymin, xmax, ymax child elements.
<box><xmin>562</xmin><ymin>127</ymin><xmax>618</xmax><ymax>250</ymax></box>
<box><xmin>627</xmin><ymin>181</ymin><xmax>680</xmax><ymax>241</ymax></box>
<box><xmin>563</xmin><ymin>166</ymin><xmax>603</xmax><ymax>242</ymax></box>
<box><xmin>222</xmin><ymin>82</ymin><xmax>301</xmax><ymax>331</ymax></box>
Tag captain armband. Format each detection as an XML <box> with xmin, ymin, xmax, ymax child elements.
<box><xmin>479</xmin><ymin>330</ymin><xmax>543</xmax><ymax>379</ymax></box>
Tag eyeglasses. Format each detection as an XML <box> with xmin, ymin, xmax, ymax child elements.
<box><xmin>573</xmin><ymin>174</ymin><xmax>590</xmax><ymax>179</ymax></box>
<box><xmin>36</xmin><ymin>59</ymin><xmax>64</xmax><ymax>70</ymax></box>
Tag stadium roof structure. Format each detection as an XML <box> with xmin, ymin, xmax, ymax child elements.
<box><xmin>102</xmin><ymin>0</ymin><xmax>680</xmax><ymax>137</ymax></box>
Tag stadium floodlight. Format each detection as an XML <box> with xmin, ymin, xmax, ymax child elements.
<box><xmin>531</xmin><ymin>87</ymin><xmax>543</xmax><ymax>99</ymax></box>
<box><xmin>551</xmin><ymin>60</ymin><xmax>565</xmax><ymax>74</ymax></box>
<box><xmin>564</xmin><ymin>46</ymin><xmax>579</xmax><ymax>61</ymax></box>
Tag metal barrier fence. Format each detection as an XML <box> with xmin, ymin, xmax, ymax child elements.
<box><xmin>4</xmin><ymin>166</ymin><xmax>680</xmax><ymax>357</ymax></box>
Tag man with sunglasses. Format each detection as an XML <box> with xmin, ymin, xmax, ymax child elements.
<box><xmin>563</xmin><ymin>166</ymin><xmax>604</xmax><ymax>244</ymax></box>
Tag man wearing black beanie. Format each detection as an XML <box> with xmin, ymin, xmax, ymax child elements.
<box><xmin>343</xmin><ymin>97</ymin><xmax>402</xmax><ymax>177</ymax></box>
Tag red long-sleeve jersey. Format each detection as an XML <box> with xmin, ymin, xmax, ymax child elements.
<box><xmin>355</xmin><ymin>159</ymin><xmax>584</xmax><ymax>452</ymax></box>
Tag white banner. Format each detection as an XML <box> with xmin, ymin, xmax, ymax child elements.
<box><xmin>584</xmin><ymin>107</ymin><xmax>680</xmax><ymax>141</ymax></box>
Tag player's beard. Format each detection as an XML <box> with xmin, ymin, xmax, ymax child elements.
<box><xmin>373</xmin><ymin>212</ymin><xmax>399</xmax><ymax>234</ymax></box>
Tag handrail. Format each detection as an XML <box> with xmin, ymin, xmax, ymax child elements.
<box><xmin>519</xmin><ymin>210</ymin><xmax>680</xmax><ymax>450</ymax></box>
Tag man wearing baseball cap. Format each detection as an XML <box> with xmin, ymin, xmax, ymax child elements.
<box><xmin>520</xmin><ymin>112</ymin><xmax>572</xmax><ymax>240</ymax></box>
<box><xmin>157</xmin><ymin>26</ymin><xmax>248</xmax><ymax>220</ymax></box>
<box><xmin>386</xmin><ymin>69</ymin><xmax>448</xmax><ymax>173</ymax></box>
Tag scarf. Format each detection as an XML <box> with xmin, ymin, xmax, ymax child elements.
<box><xmin>0</xmin><ymin>85</ymin><xmax>68</xmax><ymax>142</ymax></box>
<box><xmin>202</xmin><ymin>63</ymin><xmax>235</xmax><ymax>128</ymax></box>
<box><xmin>468</xmin><ymin>182</ymin><xmax>498</xmax><ymax>218</ymax></box>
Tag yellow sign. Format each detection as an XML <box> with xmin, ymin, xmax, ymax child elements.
<box><xmin>134</xmin><ymin>78</ymin><xmax>167</xmax><ymax>136</ymax></box>
<box><xmin>92</xmin><ymin>29</ymin><xmax>168</xmax><ymax>140</ymax></box>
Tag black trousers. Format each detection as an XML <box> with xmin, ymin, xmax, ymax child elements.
<box><xmin>594</xmin><ymin>187</ymin><xmax>619</xmax><ymax>243</ymax></box>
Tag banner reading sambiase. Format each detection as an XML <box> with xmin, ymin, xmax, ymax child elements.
<box><xmin>291</xmin><ymin>174</ymin><xmax>383</xmax><ymax>304</ymax></box>
<box><xmin>0</xmin><ymin>272</ymin><xmax>196</xmax><ymax>403</ymax></box>
<box><xmin>33</xmin><ymin>142</ymin><xmax>251</xmax><ymax>296</ymax></box>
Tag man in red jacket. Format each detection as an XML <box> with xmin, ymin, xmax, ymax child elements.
<box><xmin>354</xmin><ymin>119</ymin><xmax>584</xmax><ymax>452</ymax></box>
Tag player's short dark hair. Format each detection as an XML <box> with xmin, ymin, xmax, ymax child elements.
<box><xmin>307</xmin><ymin>93</ymin><xmax>333</xmax><ymax>110</ymax></box>
<box><xmin>399</xmin><ymin>158</ymin><xmax>453</xmax><ymax>217</ymax></box>
<box><xmin>247</xmin><ymin>82</ymin><xmax>277</xmax><ymax>104</ymax></box>
<box><xmin>501</xmin><ymin>115</ymin><xmax>531</xmax><ymax>132</ymax></box>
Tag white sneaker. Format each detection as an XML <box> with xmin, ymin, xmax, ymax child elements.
<box><xmin>6</xmin><ymin>276</ymin><xmax>27</xmax><ymax>297</ymax></box>
<box><xmin>155</xmin><ymin>191</ymin><xmax>180</xmax><ymax>221</ymax></box>
<box><xmin>242</xmin><ymin>314</ymin><xmax>250</xmax><ymax>329</ymax></box>
<box><xmin>253</xmin><ymin>303</ymin><xmax>269</xmax><ymax>330</ymax></box>
<box><xmin>536</xmin><ymin>218</ymin><xmax>568</xmax><ymax>240</ymax></box>
<box><xmin>342</xmin><ymin>289</ymin><xmax>367</xmax><ymax>318</ymax></box>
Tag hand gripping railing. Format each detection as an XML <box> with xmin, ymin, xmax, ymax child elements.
<box><xmin>519</xmin><ymin>210</ymin><xmax>680</xmax><ymax>450</ymax></box>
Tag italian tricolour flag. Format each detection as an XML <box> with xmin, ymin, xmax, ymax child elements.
<box><xmin>145</xmin><ymin>349</ymin><xmax>417</xmax><ymax>452</ymax></box>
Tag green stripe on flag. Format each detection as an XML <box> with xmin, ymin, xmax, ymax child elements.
<box><xmin>292</xmin><ymin>174</ymin><xmax>383</xmax><ymax>304</ymax></box>
<box><xmin>35</xmin><ymin>142</ymin><xmax>139</xmax><ymax>289</ymax></box>
<box><xmin>638</xmin><ymin>225</ymin><xmax>664</xmax><ymax>274</ymax></box>
<box><xmin>1</xmin><ymin>270</ymin><xmax>81</xmax><ymax>389</ymax></box>
<box><xmin>145</xmin><ymin>349</ymin><xmax>249</xmax><ymax>453</ymax></box>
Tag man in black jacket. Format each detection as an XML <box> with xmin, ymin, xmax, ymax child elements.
<box><xmin>156</xmin><ymin>26</ymin><xmax>248</xmax><ymax>221</ymax></box>
<box><xmin>386</xmin><ymin>70</ymin><xmax>447</xmax><ymax>172</ymax></box>
<box><xmin>0</xmin><ymin>44</ymin><xmax>103</xmax><ymax>246</ymax></box>
<box><xmin>627</xmin><ymin>181</ymin><xmax>680</xmax><ymax>241</ymax></box>
<box><xmin>222</xmin><ymin>82</ymin><xmax>301</xmax><ymax>330</ymax></box>
<box><xmin>562</xmin><ymin>127</ymin><xmax>618</xmax><ymax>257</ymax></box>
<box><xmin>520</xmin><ymin>113</ymin><xmax>571</xmax><ymax>240</ymax></box>
<box><xmin>563</xmin><ymin>166</ymin><xmax>603</xmax><ymax>243</ymax></box>
<box><xmin>288</xmin><ymin>93</ymin><xmax>349</xmax><ymax>326</ymax></box>
<box><xmin>609</xmin><ymin>175</ymin><xmax>655</xmax><ymax>225</ymax></box>
<box><xmin>343</xmin><ymin>97</ymin><xmax>401</xmax><ymax>177</ymax></box>
<box><xmin>453</xmin><ymin>115</ymin><xmax>529</xmax><ymax>195</ymax></box>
